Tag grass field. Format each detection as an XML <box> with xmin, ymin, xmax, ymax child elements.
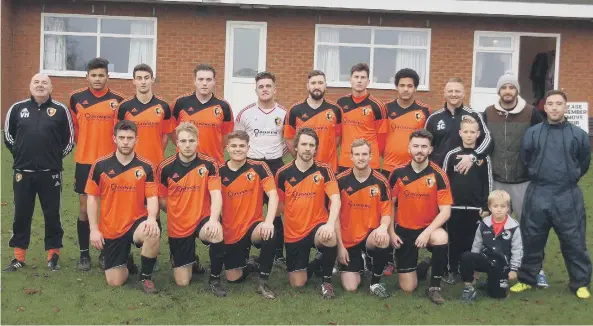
<box><xmin>1</xmin><ymin>145</ymin><xmax>592</xmax><ymax>325</ymax></box>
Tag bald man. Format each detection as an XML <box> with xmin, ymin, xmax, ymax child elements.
<box><xmin>3</xmin><ymin>73</ymin><xmax>74</xmax><ymax>272</ymax></box>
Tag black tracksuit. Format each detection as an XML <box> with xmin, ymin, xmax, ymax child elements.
<box><xmin>443</xmin><ymin>146</ymin><xmax>492</xmax><ymax>273</ymax></box>
<box><xmin>3</xmin><ymin>96</ymin><xmax>74</xmax><ymax>250</ymax></box>
<box><xmin>518</xmin><ymin>120</ymin><xmax>591</xmax><ymax>292</ymax></box>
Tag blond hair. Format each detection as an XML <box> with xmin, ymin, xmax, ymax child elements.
<box><xmin>175</xmin><ymin>122</ymin><xmax>198</xmax><ymax>138</ymax></box>
<box><xmin>460</xmin><ymin>115</ymin><xmax>480</xmax><ymax>130</ymax></box>
<box><xmin>350</xmin><ymin>138</ymin><xmax>371</xmax><ymax>154</ymax></box>
<box><xmin>488</xmin><ymin>190</ymin><xmax>511</xmax><ymax>207</ymax></box>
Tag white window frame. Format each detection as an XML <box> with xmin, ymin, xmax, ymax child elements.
<box><xmin>313</xmin><ymin>24</ymin><xmax>431</xmax><ymax>91</ymax></box>
<box><xmin>40</xmin><ymin>13</ymin><xmax>158</xmax><ymax>79</ymax></box>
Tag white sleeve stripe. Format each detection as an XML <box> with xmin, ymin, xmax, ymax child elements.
<box><xmin>4</xmin><ymin>99</ymin><xmax>29</xmax><ymax>145</ymax></box>
<box><xmin>424</xmin><ymin>108</ymin><xmax>444</xmax><ymax>128</ymax></box>
<box><xmin>486</xmin><ymin>156</ymin><xmax>493</xmax><ymax>193</ymax></box>
<box><xmin>442</xmin><ymin>147</ymin><xmax>462</xmax><ymax>173</ymax></box>
<box><xmin>53</xmin><ymin>100</ymin><xmax>75</xmax><ymax>156</ymax></box>
<box><xmin>473</xmin><ymin>108</ymin><xmax>492</xmax><ymax>154</ymax></box>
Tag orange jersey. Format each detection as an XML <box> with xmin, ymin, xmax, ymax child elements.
<box><xmin>157</xmin><ymin>153</ymin><xmax>221</xmax><ymax>238</ymax></box>
<box><xmin>171</xmin><ymin>93</ymin><xmax>234</xmax><ymax>164</ymax></box>
<box><xmin>68</xmin><ymin>88</ymin><xmax>124</xmax><ymax>164</ymax></box>
<box><xmin>383</xmin><ymin>100</ymin><xmax>432</xmax><ymax>172</ymax></box>
<box><xmin>276</xmin><ymin>161</ymin><xmax>339</xmax><ymax>243</ymax></box>
<box><xmin>85</xmin><ymin>153</ymin><xmax>157</xmax><ymax>239</ymax></box>
<box><xmin>283</xmin><ymin>99</ymin><xmax>342</xmax><ymax>170</ymax></box>
<box><xmin>337</xmin><ymin>94</ymin><xmax>387</xmax><ymax>169</ymax></box>
<box><xmin>116</xmin><ymin>95</ymin><xmax>174</xmax><ymax>166</ymax></box>
<box><xmin>337</xmin><ymin>169</ymin><xmax>392</xmax><ymax>248</ymax></box>
<box><xmin>389</xmin><ymin>162</ymin><xmax>453</xmax><ymax>230</ymax></box>
<box><xmin>220</xmin><ymin>160</ymin><xmax>276</xmax><ymax>244</ymax></box>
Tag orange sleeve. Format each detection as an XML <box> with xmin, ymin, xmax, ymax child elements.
<box><xmin>378</xmin><ymin>133</ymin><xmax>386</xmax><ymax>154</ymax></box>
<box><xmin>222</xmin><ymin>104</ymin><xmax>234</xmax><ymax>135</ymax></box>
<box><xmin>380</xmin><ymin>180</ymin><xmax>392</xmax><ymax>216</ymax></box>
<box><xmin>380</xmin><ymin>199</ymin><xmax>392</xmax><ymax>217</ymax></box>
<box><xmin>162</xmin><ymin>103</ymin><xmax>175</xmax><ymax>134</ymax></box>
<box><xmin>283</xmin><ymin>108</ymin><xmax>296</xmax><ymax>139</ymax></box>
<box><xmin>261</xmin><ymin>176</ymin><xmax>276</xmax><ymax>193</ymax></box>
<box><xmin>324</xmin><ymin>180</ymin><xmax>339</xmax><ymax>197</ymax></box>
<box><xmin>275</xmin><ymin>170</ymin><xmax>286</xmax><ymax>202</ymax></box>
<box><xmin>84</xmin><ymin>163</ymin><xmax>101</xmax><ymax>196</ymax></box>
<box><xmin>145</xmin><ymin>182</ymin><xmax>158</xmax><ymax>198</ymax></box>
<box><xmin>208</xmin><ymin>176</ymin><xmax>222</xmax><ymax>191</ymax></box>
<box><xmin>391</xmin><ymin>179</ymin><xmax>401</xmax><ymax>199</ymax></box>
<box><xmin>436</xmin><ymin>170</ymin><xmax>453</xmax><ymax>206</ymax></box>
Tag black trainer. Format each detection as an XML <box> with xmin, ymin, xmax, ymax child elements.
<box><xmin>77</xmin><ymin>256</ymin><xmax>91</xmax><ymax>272</ymax></box>
<box><xmin>47</xmin><ymin>253</ymin><xmax>60</xmax><ymax>271</ymax></box>
<box><xmin>3</xmin><ymin>259</ymin><xmax>26</xmax><ymax>272</ymax></box>
<box><xmin>209</xmin><ymin>280</ymin><xmax>227</xmax><ymax>297</ymax></box>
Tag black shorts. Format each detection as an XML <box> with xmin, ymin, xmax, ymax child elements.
<box><xmin>249</xmin><ymin>157</ymin><xmax>284</xmax><ymax>205</ymax></box>
<box><xmin>285</xmin><ymin>223</ymin><xmax>323</xmax><ymax>273</ymax></box>
<box><xmin>338</xmin><ymin>235</ymin><xmax>371</xmax><ymax>273</ymax></box>
<box><xmin>394</xmin><ymin>226</ymin><xmax>428</xmax><ymax>273</ymax></box>
<box><xmin>168</xmin><ymin>217</ymin><xmax>210</xmax><ymax>268</ymax></box>
<box><xmin>224</xmin><ymin>222</ymin><xmax>261</xmax><ymax>270</ymax></box>
<box><xmin>103</xmin><ymin>216</ymin><xmax>147</xmax><ymax>270</ymax></box>
<box><xmin>74</xmin><ymin>163</ymin><xmax>92</xmax><ymax>194</ymax></box>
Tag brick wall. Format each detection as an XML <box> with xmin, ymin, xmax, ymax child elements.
<box><xmin>1</xmin><ymin>0</ymin><xmax>13</xmax><ymax>118</ymax></box>
<box><xmin>3</xmin><ymin>0</ymin><xmax>593</xmax><ymax>122</ymax></box>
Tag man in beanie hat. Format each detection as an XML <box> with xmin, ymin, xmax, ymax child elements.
<box><xmin>482</xmin><ymin>71</ymin><xmax>548</xmax><ymax>287</ymax></box>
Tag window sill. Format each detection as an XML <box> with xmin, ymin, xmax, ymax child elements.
<box><xmin>41</xmin><ymin>70</ymin><xmax>136</xmax><ymax>80</ymax></box>
<box><xmin>326</xmin><ymin>81</ymin><xmax>429</xmax><ymax>92</ymax></box>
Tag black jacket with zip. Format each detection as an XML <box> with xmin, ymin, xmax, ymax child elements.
<box><xmin>4</xmin><ymin>96</ymin><xmax>74</xmax><ymax>171</ymax></box>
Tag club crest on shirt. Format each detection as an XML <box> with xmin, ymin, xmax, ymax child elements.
<box><xmin>47</xmin><ymin>107</ymin><xmax>56</xmax><ymax>117</ymax></box>
<box><xmin>312</xmin><ymin>173</ymin><xmax>322</xmax><ymax>184</ymax></box>
<box><xmin>362</xmin><ymin>107</ymin><xmax>371</xmax><ymax>116</ymax></box>
<box><xmin>502</xmin><ymin>230</ymin><xmax>511</xmax><ymax>240</ymax></box>
<box><xmin>155</xmin><ymin>107</ymin><xmax>162</xmax><ymax>116</ymax></box>
<box><xmin>325</xmin><ymin>111</ymin><xmax>333</xmax><ymax>121</ymax></box>
<box><xmin>110</xmin><ymin>100</ymin><xmax>118</xmax><ymax>110</ymax></box>
<box><xmin>415</xmin><ymin>112</ymin><xmax>423</xmax><ymax>122</ymax></box>
<box><xmin>15</xmin><ymin>173</ymin><xmax>22</xmax><ymax>182</ymax></box>
<box><xmin>426</xmin><ymin>177</ymin><xmax>434</xmax><ymax>187</ymax></box>
<box><xmin>246</xmin><ymin>172</ymin><xmax>255</xmax><ymax>182</ymax></box>
<box><xmin>213</xmin><ymin>107</ymin><xmax>222</xmax><ymax>117</ymax></box>
<box><xmin>274</xmin><ymin>117</ymin><xmax>283</xmax><ymax>126</ymax></box>
<box><xmin>198</xmin><ymin>167</ymin><xmax>207</xmax><ymax>177</ymax></box>
<box><xmin>135</xmin><ymin>169</ymin><xmax>144</xmax><ymax>179</ymax></box>
<box><xmin>476</xmin><ymin>159</ymin><xmax>484</xmax><ymax>166</ymax></box>
<box><xmin>369</xmin><ymin>187</ymin><xmax>379</xmax><ymax>197</ymax></box>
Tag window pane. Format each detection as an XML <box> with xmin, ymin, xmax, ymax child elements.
<box><xmin>100</xmin><ymin>37</ymin><xmax>154</xmax><ymax>74</ymax></box>
<box><xmin>317</xmin><ymin>45</ymin><xmax>370</xmax><ymax>82</ymax></box>
<box><xmin>478</xmin><ymin>36</ymin><xmax>512</xmax><ymax>48</ymax></box>
<box><xmin>372</xmin><ymin>48</ymin><xmax>427</xmax><ymax>85</ymax></box>
<box><xmin>44</xmin><ymin>16</ymin><xmax>97</xmax><ymax>33</ymax></box>
<box><xmin>232</xmin><ymin>28</ymin><xmax>260</xmax><ymax>78</ymax></box>
<box><xmin>318</xmin><ymin>27</ymin><xmax>371</xmax><ymax>44</ymax></box>
<box><xmin>43</xmin><ymin>35</ymin><xmax>96</xmax><ymax>71</ymax></box>
<box><xmin>375</xmin><ymin>30</ymin><xmax>428</xmax><ymax>46</ymax></box>
<box><xmin>101</xmin><ymin>19</ymin><xmax>154</xmax><ymax>35</ymax></box>
<box><xmin>475</xmin><ymin>52</ymin><xmax>512</xmax><ymax>88</ymax></box>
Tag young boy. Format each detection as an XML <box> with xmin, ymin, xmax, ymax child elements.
<box><xmin>459</xmin><ymin>190</ymin><xmax>523</xmax><ymax>302</ymax></box>
<box><xmin>442</xmin><ymin>116</ymin><xmax>492</xmax><ymax>283</ymax></box>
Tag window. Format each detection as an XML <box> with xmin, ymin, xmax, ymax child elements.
<box><xmin>314</xmin><ymin>25</ymin><xmax>431</xmax><ymax>90</ymax></box>
<box><xmin>41</xmin><ymin>13</ymin><xmax>157</xmax><ymax>79</ymax></box>
<box><xmin>473</xmin><ymin>34</ymin><xmax>514</xmax><ymax>89</ymax></box>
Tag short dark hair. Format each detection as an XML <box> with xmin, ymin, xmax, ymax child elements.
<box><xmin>194</xmin><ymin>64</ymin><xmax>216</xmax><ymax>78</ymax></box>
<box><xmin>307</xmin><ymin>70</ymin><xmax>326</xmax><ymax>80</ymax></box>
<box><xmin>133</xmin><ymin>63</ymin><xmax>154</xmax><ymax>78</ymax></box>
<box><xmin>394</xmin><ymin>68</ymin><xmax>420</xmax><ymax>88</ymax></box>
<box><xmin>255</xmin><ymin>71</ymin><xmax>276</xmax><ymax>83</ymax></box>
<box><xmin>545</xmin><ymin>89</ymin><xmax>568</xmax><ymax>103</ymax></box>
<box><xmin>409</xmin><ymin>128</ymin><xmax>433</xmax><ymax>142</ymax></box>
<box><xmin>350</xmin><ymin>63</ymin><xmax>369</xmax><ymax>77</ymax></box>
<box><xmin>113</xmin><ymin>120</ymin><xmax>138</xmax><ymax>136</ymax></box>
<box><xmin>294</xmin><ymin>127</ymin><xmax>319</xmax><ymax>148</ymax></box>
<box><xmin>87</xmin><ymin>57</ymin><xmax>109</xmax><ymax>73</ymax></box>
<box><xmin>227</xmin><ymin>130</ymin><xmax>250</xmax><ymax>143</ymax></box>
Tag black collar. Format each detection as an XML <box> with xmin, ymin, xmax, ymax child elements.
<box><xmin>30</xmin><ymin>95</ymin><xmax>52</xmax><ymax>108</ymax></box>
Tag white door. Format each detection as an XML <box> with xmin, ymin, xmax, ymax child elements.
<box><xmin>224</xmin><ymin>21</ymin><xmax>267</xmax><ymax>117</ymax></box>
<box><xmin>470</xmin><ymin>32</ymin><xmax>520</xmax><ymax>112</ymax></box>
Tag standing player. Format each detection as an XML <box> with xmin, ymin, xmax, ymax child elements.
<box><xmin>156</xmin><ymin>122</ymin><xmax>227</xmax><ymax>297</ymax></box>
<box><xmin>116</xmin><ymin>64</ymin><xmax>174</xmax><ymax>166</ymax></box>
<box><xmin>172</xmin><ymin>64</ymin><xmax>233</xmax><ymax>165</ymax></box>
<box><xmin>382</xmin><ymin>68</ymin><xmax>432</xmax><ymax>276</ymax></box>
<box><xmin>336</xmin><ymin>139</ymin><xmax>392</xmax><ymax>298</ymax></box>
<box><xmin>337</xmin><ymin>63</ymin><xmax>387</xmax><ymax>172</ymax></box>
<box><xmin>442</xmin><ymin>116</ymin><xmax>492</xmax><ymax>283</ymax></box>
<box><xmin>276</xmin><ymin>128</ymin><xmax>340</xmax><ymax>299</ymax></box>
<box><xmin>388</xmin><ymin>129</ymin><xmax>452</xmax><ymax>304</ymax></box>
<box><xmin>68</xmin><ymin>58</ymin><xmax>124</xmax><ymax>271</ymax></box>
<box><xmin>3</xmin><ymin>73</ymin><xmax>74</xmax><ymax>272</ymax></box>
<box><xmin>284</xmin><ymin>70</ymin><xmax>342</xmax><ymax>170</ymax></box>
<box><xmin>235</xmin><ymin>71</ymin><xmax>287</xmax><ymax>266</ymax></box>
<box><xmin>220</xmin><ymin>131</ymin><xmax>279</xmax><ymax>299</ymax></box>
<box><xmin>86</xmin><ymin>121</ymin><xmax>160</xmax><ymax>293</ymax></box>
<box><xmin>425</xmin><ymin>78</ymin><xmax>492</xmax><ymax>168</ymax></box>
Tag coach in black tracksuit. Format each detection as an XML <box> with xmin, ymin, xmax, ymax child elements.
<box><xmin>443</xmin><ymin>144</ymin><xmax>492</xmax><ymax>280</ymax></box>
<box><xmin>3</xmin><ymin>74</ymin><xmax>74</xmax><ymax>271</ymax></box>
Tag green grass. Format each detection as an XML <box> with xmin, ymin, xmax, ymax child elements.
<box><xmin>1</xmin><ymin>145</ymin><xmax>592</xmax><ymax>325</ymax></box>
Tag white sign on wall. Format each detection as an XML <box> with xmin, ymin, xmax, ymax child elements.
<box><xmin>566</xmin><ymin>102</ymin><xmax>589</xmax><ymax>134</ymax></box>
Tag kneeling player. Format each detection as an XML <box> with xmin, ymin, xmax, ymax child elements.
<box><xmin>220</xmin><ymin>131</ymin><xmax>279</xmax><ymax>299</ymax></box>
<box><xmin>276</xmin><ymin>128</ymin><xmax>340</xmax><ymax>299</ymax></box>
<box><xmin>156</xmin><ymin>122</ymin><xmax>226</xmax><ymax>296</ymax></box>
<box><xmin>336</xmin><ymin>139</ymin><xmax>392</xmax><ymax>298</ymax></box>
<box><xmin>86</xmin><ymin>121</ymin><xmax>160</xmax><ymax>293</ymax></box>
<box><xmin>388</xmin><ymin>129</ymin><xmax>452</xmax><ymax>304</ymax></box>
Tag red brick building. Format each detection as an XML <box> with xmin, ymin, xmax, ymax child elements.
<box><xmin>1</xmin><ymin>0</ymin><xmax>592</xmax><ymax>135</ymax></box>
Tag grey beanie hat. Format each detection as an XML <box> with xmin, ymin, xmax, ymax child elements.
<box><xmin>497</xmin><ymin>71</ymin><xmax>520</xmax><ymax>93</ymax></box>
